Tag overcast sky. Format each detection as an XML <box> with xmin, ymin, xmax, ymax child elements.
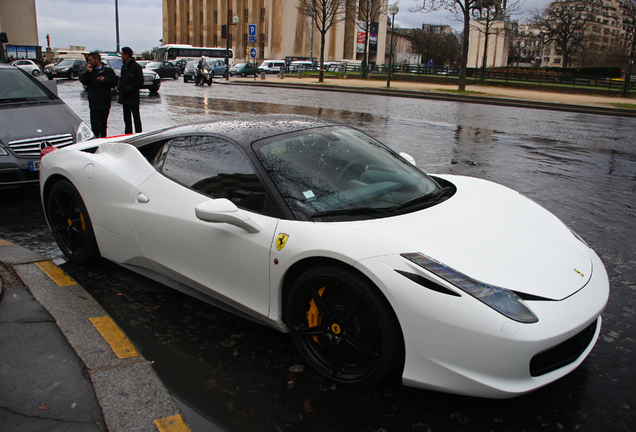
<box><xmin>35</xmin><ymin>0</ymin><xmax>552</xmax><ymax>54</ymax></box>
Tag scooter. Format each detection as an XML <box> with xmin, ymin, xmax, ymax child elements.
<box><xmin>195</xmin><ymin>66</ymin><xmax>213</xmax><ymax>86</ymax></box>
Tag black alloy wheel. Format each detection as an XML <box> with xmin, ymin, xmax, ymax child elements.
<box><xmin>286</xmin><ymin>265</ymin><xmax>403</xmax><ymax>387</ymax></box>
<box><xmin>46</xmin><ymin>180</ymin><xmax>100</xmax><ymax>264</ymax></box>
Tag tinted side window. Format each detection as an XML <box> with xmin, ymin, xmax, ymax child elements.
<box><xmin>161</xmin><ymin>136</ymin><xmax>277</xmax><ymax>216</ymax></box>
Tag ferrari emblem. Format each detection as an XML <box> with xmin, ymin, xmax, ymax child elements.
<box><xmin>276</xmin><ymin>233</ymin><xmax>289</xmax><ymax>251</ymax></box>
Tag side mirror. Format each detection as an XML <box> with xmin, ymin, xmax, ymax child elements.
<box><xmin>195</xmin><ymin>198</ymin><xmax>262</xmax><ymax>233</ymax></box>
<box><xmin>399</xmin><ymin>152</ymin><xmax>417</xmax><ymax>167</ymax></box>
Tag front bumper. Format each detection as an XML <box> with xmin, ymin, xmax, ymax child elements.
<box><xmin>355</xmin><ymin>249</ymin><xmax>609</xmax><ymax>398</ymax></box>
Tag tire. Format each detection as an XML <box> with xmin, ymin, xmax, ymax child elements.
<box><xmin>32</xmin><ymin>69</ymin><xmax>41</xmax><ymax>76</ymax></box>
<box><xmin>174</xmin><ymin>72</ymin><xmax>179</xmax><ymax>79</ymax></box>
<box><xmin>241</xmin><ymin>72</ymin><xmax>246</xmax><ymax>77</ymax></box>
<box><xmin>184</xmin><ymin>78</ymin><xmax>188</xmax><ymax>83</ymax></box>
<box><xmin>46</xmin><ymin>180</ymin><xmax>100</xmax><ymax>264</ymax></box>
<box><xmin>286</xmin><ymin>265</ymin><xmax>403</xmax><ymax>387</ymax></box>
<box><xmin>207</xmin><ymin>78</ymin><xmax>212</xmax><ymax>86</ymax></box>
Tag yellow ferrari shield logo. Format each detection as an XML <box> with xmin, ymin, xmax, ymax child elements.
<box><xmin>276</xmin><ymin>233</ymin><xmax>289</xmax><ymax>251</ymax></box>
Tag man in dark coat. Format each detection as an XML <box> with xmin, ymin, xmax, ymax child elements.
<box><xmin>80</xmin><ymin>52</ymin><xmax>118</xmax><ymax>138</ymax></box>
<box><xmin>117</xmin><ymin>46</ymin><xmax>143</xmax><ymax>134</ymax></box>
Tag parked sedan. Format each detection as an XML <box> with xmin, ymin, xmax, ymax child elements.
<box><xmin>45</xmin><ymin>58</ymin><xmax>88</xmax><ymax>80</ymax></box>
<box><xmin>144</xmin><ymin>61</ymin><xmax>180</xmax><ymax>79</ymax></box>
<box><xmin>39</xmin><ymin>115</ymin><xmax>609</xmax><ymax>398</ymax></box>
<box><xmin>0</xmin><ymin>63</ymin><xmax>92</xmax><ymax>188</ymax></box>
<box><xmin>9</xmin><ymin>59</ymin><xmax>42</xmax><ymax>77</ymax></box>
<box><xmin>229</xmin><ymin>62</ymin><xmax>258</xmax><ymax>77</ymax></box>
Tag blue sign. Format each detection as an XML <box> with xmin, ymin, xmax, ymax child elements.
<box><xmin>248</xmin><ymin>24</ymin><xmax>257</xmax><ymax>43</ymax></box>
<box><xmin>249</xmin><ymin>47</ymin><xmax>257</xmax><ymax>59</ymax></box>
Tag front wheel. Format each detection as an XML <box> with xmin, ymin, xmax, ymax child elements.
<box><xmin>32</xmin><ymin>69</ymin><xmax>41</xmax><ymax>76</ymax></box>
<box><xmin>46</xmin><ymin>180</ymin><xmax>100</xmax><ymax>264</ymax></box>
<box><xmin>286</xmin><ymin>265</ymin><xmax>403</xmax><ymax>387</ymax></box>
<box><xmin>173</xmin><ymin>71</ymin><xmax>179</xmax><ymax>79</ymax></box>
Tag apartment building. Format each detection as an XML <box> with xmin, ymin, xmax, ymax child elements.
<box><xmin>162</xmin><ymin>0</ymin><xmax>390</xmax><ymax>64</ymax></box>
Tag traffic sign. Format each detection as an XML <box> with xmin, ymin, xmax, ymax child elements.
<box><xmin>248</xmin><ymin>24</ymin><xmax>257</xmax><ymax>43</ymax></box>
<box><xmin>249</xmin><ymin>47</ymin><xmax>257</xmax><ymax>59</ymax></box>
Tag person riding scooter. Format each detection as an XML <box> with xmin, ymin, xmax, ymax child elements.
<box><xmin>195</xmin><ymin>56</ymin><xmax>213</xmax><ymax>86</ymax></box>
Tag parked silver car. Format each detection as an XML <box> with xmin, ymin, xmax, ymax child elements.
<box><xmin>0</xmin><ymin>63</ymin><xmax>93</xmax><ymax>188</ymax></box>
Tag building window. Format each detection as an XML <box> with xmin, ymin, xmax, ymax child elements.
<box><xmin>245</xmin><ymin>8</ymin><xmax>249</xmax><ymax>21</ymax></box>
<box><xmin>261</xmin><ymin>8</ymin><xmax>266</xmax><ymax>22</ymax></box>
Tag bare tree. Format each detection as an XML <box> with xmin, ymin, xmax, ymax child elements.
<box><xmin>298</xmin><ymin>0</ymin><xmax>346</xmax><ymax>82</ymax></box>
<box><xmin>471</xmin><ymin>0</ymin><xmax>523</xmax><ymax>81</ymax></box>
<box><xmin>529</xmin><ymin>0</ymin><xmax>594</xmax><ymax>68</ymax></box>
<box><xmin>345</xmin><ymin>0</ymin><xmax>388</xmax><ymax>78</ymax></box>
<box><xmin>411</xmin><ymin>0</ymin><xmax>482</xmax><ymax>91</ymax></box>
<box><xmin>409</xmin><ymin>28</ymin><xmax>461</xmax><ymax>67</ymax></box>
<box><xmin>621</xmin><ymin>0</ymin><xmax>636</xmax><ymax>96</ymax></box>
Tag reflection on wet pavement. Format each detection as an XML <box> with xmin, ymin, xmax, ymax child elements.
<box><xmin>1</xmin><ymin>79</ymin><xmax>634</xmax><ymax>431</ymax></box>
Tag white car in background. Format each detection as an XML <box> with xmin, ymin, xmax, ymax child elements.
<box><xmin>9</xmin><ymin>59</ymin><xmax>42</xmax><ymax>77</ymax></box>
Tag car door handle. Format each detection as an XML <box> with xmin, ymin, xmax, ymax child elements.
<box><xmin>137</xmin><ymin>193</ymin><xmax>150</xmax><ymax>203</ymax></box>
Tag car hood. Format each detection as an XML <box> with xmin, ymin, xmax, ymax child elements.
<box><xmin>343</xmin><ymin>175</ymin><xmax>593</xmax><ymax>300</ymax></box>
<box><xmin>0</xmin><ymin>101</ymin><xmax>79</xmax><ymax>144</ymax></box>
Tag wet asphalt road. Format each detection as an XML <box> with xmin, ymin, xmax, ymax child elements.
<box><xmin>1</xmin><ymin>77</ymin><xmax>635</xmax><ymax>431</ymax></box>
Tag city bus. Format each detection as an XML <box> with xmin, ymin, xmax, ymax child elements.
<box><xmin>154</xmin><ymin>44</ymin><xmax>234</xmax><ymax>66</ymax></box>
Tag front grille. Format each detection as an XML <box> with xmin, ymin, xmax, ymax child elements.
<box><xmin>530</xmin><ymin>319</ymin><xmax>598</xmax><ymax>377</ymax></box>
<box><xmin>8</xmin><ymin>134</ymin><xmax>75</xmax><ymax>158</ymax></box>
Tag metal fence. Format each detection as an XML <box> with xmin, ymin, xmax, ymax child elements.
<box><xmin>334</xmin><ymin>63</ymin><xmax>635</xmax><ymax>92</ymax></box>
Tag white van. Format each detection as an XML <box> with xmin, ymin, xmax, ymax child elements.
<box><xmin>289</xmin><ymin>61</ymin><xmax>314</xmax><ymax>72</ymax></box>
<box><xmin>258</xmin><ymin>60</ymin><xmax>286</xmax><ymax>74</ymax></box>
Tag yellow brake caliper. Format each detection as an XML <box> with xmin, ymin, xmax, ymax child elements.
<box><xmin>307</xmin><ymin>286</ymin><xmax>326</xmax><ymax>344</ymax></box>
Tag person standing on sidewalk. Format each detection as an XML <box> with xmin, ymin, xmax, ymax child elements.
<box><xmin>117</xmin><ymin>47</ymin><xmax>143</xmax><ymax>134</ymax></box>
<box><xmin>80</xmin><ymin>52</ymin><xmax>118</xmax><ymax>138</ymax></box>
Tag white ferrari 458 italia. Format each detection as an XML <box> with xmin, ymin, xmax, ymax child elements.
<box><xmin>39</xmin><ymin>115</ymin><xmax>609</xmax><ymax>398</ymax></box>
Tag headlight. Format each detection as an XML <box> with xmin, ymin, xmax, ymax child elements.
<box><xmin>76</xmin><ymin>121</ymin><xmax>94</xmax><ymax>142</ymax></box>
<box><xmin>402</xmin><ymin>253</ymin><xmax>538</xmax><ymax>323</ymax></box>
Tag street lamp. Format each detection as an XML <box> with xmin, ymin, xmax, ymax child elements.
<box><xmin>226</xmin><ymin>0</ymin><xmax>239</xmax><ymax>80</ymax></box>
<box><xmin>387</xmin><ymin>4</ymin><xmax>399</xmax><ymax>88</ymax></box>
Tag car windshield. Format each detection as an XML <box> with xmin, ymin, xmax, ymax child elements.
<box><xmin>105</xmin><ymin>59</ymin><xmax>123</xmax><ymax>70</ymax></box>
<box><xmin>253</xmin><ymin>126</ymin><xmax>445</xmax><ymax>220</ymax></box>
<box><xmin>146</xmin><ymin>62</ymin><xmax>162</xmax><ymax>68</ymax></box>
<box><xmin>0</xmin><ymin>68</ymin><xmax>55</xmax><ymax>102</ymax></box>
<box><xmin>57</xmin><ymin>59</ymin><xmax>76</xmax><ymax>67</ymax></box>
<box><xmin>187</xmin><ymin>61</ymin><xmax>197</xmax><ymax>68</ymax></box>
<box><xmin>234</xmin><ymin>63</ymin><xmax>247</xmax><ymax>68</ymax></box>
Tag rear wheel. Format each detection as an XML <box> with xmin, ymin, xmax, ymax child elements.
<box><xmin>173</xmin><ymin>71</ymin><xmax>179</xmax><ymax>79</ymax></box>
<box><xmin>286</xmin><ymin>265</ymin><xmax>402</xmax><ymax>387</ymax></box>
<box><xmin>46</xmin><ymin>180</ymin><xmax>100</xmax><ymax>264</ymax></box>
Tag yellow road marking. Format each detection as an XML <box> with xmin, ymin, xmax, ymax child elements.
<box><xmin>35</xmin><ymin>261</ymin><xmax>76</xmax><ymax>286</ymax></box>
<box><xmin>89</xmin><ymin>316</ymin><xmax>139</xmax><ymax>359</ymax></box>
<box><xmin>154</xmin><ymin>414</ymin><xmax>191</xmax><ymax>432</ymax></box>
<box><xmin>0</xmin><ymin>239</ymin><xmax>13</xmax><ymax>246</ymax></box>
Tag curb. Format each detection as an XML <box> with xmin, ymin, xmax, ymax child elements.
<box><xmin>222</xmin><ymin>79</ymin><xmax>636</xmax><ymax>118</ymax></box>
<box><xmin>0</xmin><ymin>240</ymin><xmax>190</xmax><ymax>432</ymax></box>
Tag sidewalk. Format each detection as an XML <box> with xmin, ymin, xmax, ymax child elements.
<box><xmin>227</xmin><ymin>75</ymin><xmax>636</xmax><ymax>117</ymax></box>
<box><xmin>0</xmin><ymin>240</ymin><xmax>190</xmax><ymax>432</ymax></box>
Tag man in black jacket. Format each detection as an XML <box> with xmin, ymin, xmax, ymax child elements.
<box><xmin>117</xmin><ymin>46</ymin><xmax>143</xmax><ymax>134</ymax></box>
<box><xmin>80</xmin><ymin>52</ymin><xmax>118</xmax><ymax>138</ymax></box>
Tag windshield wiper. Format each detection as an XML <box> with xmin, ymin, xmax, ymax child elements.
<box><xmin>311</xmin><ymin>205</ymin><xmax>397</xmax><ymax>218</ymax></box>
<box><xmin>395</xmin><ymin>186</ymin><xmax>455</xmax><ymax>210</ymax></box>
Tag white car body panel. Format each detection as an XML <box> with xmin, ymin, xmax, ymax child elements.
<box><xmin>39</xmin><ymin>132</ymin><xmax>610</xmax><ymax>398</ymax></box>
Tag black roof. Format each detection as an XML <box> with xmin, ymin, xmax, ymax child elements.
<box><xmin>125</xmin><ymin>114</ymin><xmax>340</xmax><ymax>150</ymax></box>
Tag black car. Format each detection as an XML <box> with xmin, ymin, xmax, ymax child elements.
<box><xmin>103</xmin><ymin>58</ymin><xmax>161</xmax><ymax>93</ymax></box>
<box><xmin>0</xmin><ymin>63</ymin><xmax>93</xmax><ymax>188</ymax></box>
<box><xmin>144</xmin><ymin>61</ymin><xmax>181</xmax><ymax>79</ymax></box>
<box><xmin>182</xmin><ymin>61</ymin><xmax>198</xmax><ymax>83</ymax></box>
<box><xmin>45</xmin><ymin>58</ymin><xmax>88</xmax><ymax>80</ymax></box>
